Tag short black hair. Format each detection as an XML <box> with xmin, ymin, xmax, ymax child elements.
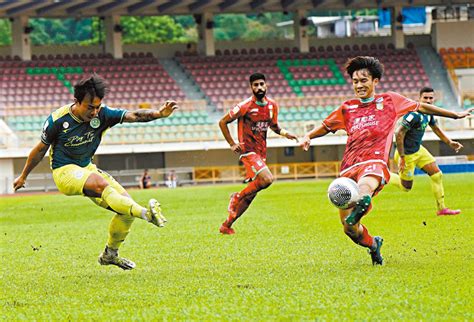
<box><xmin>74</xmin><ymin>73</ymin><xmax>109</xmax><ymax>103</ymax></box>
<box><xmin>249</xmin><ymin>72</ymin><xmax>265</xmax><ymax>84</ymax></box>
<box><xmin>419</xmin><ymin>87</ymin><xmax>434</xmax><ymax>96</ymax></box>
<box><xmin>345</xmin><ymin>56</ymin><xmax>384</xmax><ymax>80</ymax></box>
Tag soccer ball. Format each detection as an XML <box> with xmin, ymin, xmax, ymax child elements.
<box><xmin>327</xmin><ymin>177</ymin><xmax>360</xmax><ymax>209</ymax></box>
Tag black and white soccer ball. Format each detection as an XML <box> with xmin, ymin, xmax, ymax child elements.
<box><xmin>327</xmin><ymin>177</ymin><xmax>360</xmax><ymax>209</ymax></box>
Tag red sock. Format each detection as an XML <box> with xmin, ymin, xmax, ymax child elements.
<box><xmin>358</xmin><ymin>224</ymin><xmax>374</xmax><ymax>248</ymax></box>
<box><xmin>226</xmin><ymin>194</ymin><xmax>256</xmax><ymax>226</ymax></box>
<box><xmin>239</xmin><ymin>180</ymin><xmax>261</xmax><ymax>199</ymax></box>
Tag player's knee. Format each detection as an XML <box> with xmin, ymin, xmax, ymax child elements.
<box><xmin>94</xmin><ymin>180</ymin><xmax>110</xmax><ymax>194</ymax></box>
<box><xmin>430</xmin><ymin>171</ymin><xmax>442</xmax><ymax>182</ymax></box>
<box><xmin>259</xmin><ymin>174</ymin><xmax>273</xmax><ymax>188</ymax></box>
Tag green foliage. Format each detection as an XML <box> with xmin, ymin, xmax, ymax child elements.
<box><xmin>214</xmin><ymin>13</ymin><xmax>292</xmax><ymax>41</ymax></box>
<box><xmin>121</xmin><ymin>16</ymin><xmax>187</xmax><ymax>44</ymax></box>
<box><xmin>1</xmin><ymin>175</ymin><xmax>472</xmax><ymax>319</ymax></box>
<box><xmin>29</xmin><ymin>18</ymin><xmax>94</xmax><ymax>45</ymax></box>
<box><xmin>0</xmin><ymin>19</ymin><xmax>12</xmax><ymax>45</ymax></box>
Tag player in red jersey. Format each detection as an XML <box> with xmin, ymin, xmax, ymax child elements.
<box><xmin>300</xmin><ymin>56</ymin><xmax>472</xmax><ymax>265</ymax></box>
<box><xmin>218</xmin><ymin>73</ymin><xmax>298</xmax><ymax>234</ymax></box>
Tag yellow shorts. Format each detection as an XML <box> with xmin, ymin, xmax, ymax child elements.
<box><xmin>394</xmin><ymin>145</ymin><xmax>436</xmax><ymax>181</ymax></box>
<box><xmin>52</xmin><ymin>163</ymin><xmax>125</xmax><ymax>196</ymax></box>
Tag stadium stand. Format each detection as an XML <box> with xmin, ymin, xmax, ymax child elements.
<box><xmin>0</xmin><ymin>46</ymin><xmax>454</xmax><ymax>147</ymax></box>
<box><xmin>439</xmin><ymin>47</ymin><xmax>474</xmax><ymax>69</ymax></box>
<box><xmin>176</xmin><ymin>44</ymin><xmax>430</xmax><ymax>111</ymax></box>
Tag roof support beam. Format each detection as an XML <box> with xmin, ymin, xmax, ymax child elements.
<box><xmin>250</xmin><ymin>0</ymin><xmax>266</xmax><ymax>10</ymax></box>
<box><xmin>157</xmin><ymin>0</ymin><xmax>183</xmax><ymax>13</ymax></box>
<box><xmin>219</xmin><ymin>0</ymin><xmax>239</xmax><ymax>11</ymax></box>
<box><xmin>36</xmin><ymin>1</ymin><xmax>71</xmax><ymax>15</ymax></box>
<box><xmin>189</xmin><ymin>0</ymin><xmax>212</xmax><ymax>12</ymax></box>
<box><xmin>97</xmin><ymin>0</ymin><xmax>128</xmax><ymax>15</ymax></box>
<box><xmin>281</xmin><ymin>0</ymin><xmax>296</xmax><ymax>9</ymax></box>
<box><xmin>66</xmin><ymin>1</ymin><xmax>98</xmax><ymax>15</ymax></box>
<box><xmin>0</xmin><ymin>1</ymin><xmax>18</xmax><ymax>10</ymax></box>
<box><xmin>343</xmin><ymin>0</ymin><xmax>354</xmax><ymax>7</ymax></box>
<box><xmin>311</xmin><ymin>0</ymin><xmax>325</xmax><ymax>8</ymax></box>
<box><xmin>127</xmin><ymin>0</ymin><xmax>156</xmax><ymax>14</ymax></box>
<box><xmin>7</xmin><ymin>0</ymin><xmax>48</xmax><ymax>16</ymax></box>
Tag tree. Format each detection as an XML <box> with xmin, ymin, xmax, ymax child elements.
<box><xmin>0</xmin><ymin>19</ymin><xmax>12</xmax><ymax>45</ymax></box>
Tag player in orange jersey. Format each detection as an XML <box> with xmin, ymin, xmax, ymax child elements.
<box><xmin>218</xmin><ymin>73</ymin><xmax>298</xmax><ymax>234</ymax></box>
<box><xmin>300</xmin><ymin>56</ymin><xmax>472</xmax><ymax>265</ymax></box>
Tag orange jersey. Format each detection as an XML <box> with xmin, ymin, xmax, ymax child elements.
<box><xmin>228</xmin><ymin>96</ymin><xmax>279</xmax><ymax>158</ymax></box>
<box><xmin>323</xmin><ymin>91</ymin><xmax>419</xmax><ymax>172</ymax></box>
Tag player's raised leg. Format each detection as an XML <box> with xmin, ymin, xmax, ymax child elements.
<box><xmin>220</xmin><ymin>167</ymin><xmax>273</xmax><ymax>234</ymax></box>
<box><xmin>343</xmin><ymin>175</ymin><xmax>383</xmax><ymax>265</ymax></box>
<box><xmin>84</xmin><ymin>172</ymin><xmax>166</xmax><ymax>226</ymax></box>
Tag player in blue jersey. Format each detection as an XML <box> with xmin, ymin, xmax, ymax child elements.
<box><xmin>390</xmin><ymin>87</ymin><xmax>463</xmax><ymax>216</ymax></box>
<box><xmin>13</xmin><ymin>74</ymin><xmax>178</xmax><ymax>270</ymax></box>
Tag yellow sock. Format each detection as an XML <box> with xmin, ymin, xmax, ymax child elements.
<box><xmin>101</xmin><ymin>185</ymin><xmax>147</xmax><ymax>219</ymax></box>
<box><xmin>389</xmin><ymin>172</ymin><xmax>405</xmax><ymax>190</ymax></box>
<box><xmin>430</xmin><ymin>172</ymin><xmax>445</xmax><ymax>210</ymax></box>
<box><xmin>107</xmin><ymin>214</ymin><xmax>135</xmax><ymax>250</ymax></box>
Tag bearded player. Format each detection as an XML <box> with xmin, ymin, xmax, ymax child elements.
<box><xmin>300</xmin><ymin>57</ymin><xmax>472</xmax><ymax>265</ymax></box>
<box><xmin>218</xmin><ymin>73</ymin><xmax>298</xmax><ymax>234</ymax></box>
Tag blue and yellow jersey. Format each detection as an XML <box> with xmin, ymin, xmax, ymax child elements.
<box><xmin>400</xmin><ymin>111</ymin><xmax>436</xmax><ymax>155</ymax></box>
<box><xmin>41</xmin><ymin>104</ymin><xmax>126</xmax><ymax>169</ymax></box>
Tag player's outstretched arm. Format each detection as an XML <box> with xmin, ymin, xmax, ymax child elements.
<box><xmin>430</xmin><ymin>124</ymin><xmax>463</xmax><ymax>153</ymax></box>
<box><xmin>270</xmin><ymin>124</ymin><xmax>298</xmax><ymax>142</ymax></box>
<box><xmin>123</xmin><ymin>100</ymin><xmax>178</xmax><ymax>123</ymax></box>
<box><xmin>418</xmin><ymin>104</ymin><xmax>473</xmax><ymax>119</ymax></box>
<box><xmin>13</xmin><ymin>141</ymin><xmax>49</xmax><ymax>191</ymax></box>
<box><xmin>300</xmin><ymin>124</ymin><xmax>330</xmax><ymax>151</ymax></box>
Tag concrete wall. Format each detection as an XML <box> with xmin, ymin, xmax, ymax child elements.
<box><xmin>454</xmin><ymin>69</ymin><xmax>474</xmax><ymax>93</ymax></box>
<box><xmin>431</xmin><ymin>21</ymin><xmax>474</xmax><ymax>51</ymax></box>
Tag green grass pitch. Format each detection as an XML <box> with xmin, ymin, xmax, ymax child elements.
<box><xmin>1</xmin><ymin>173</ymin><xmax>472</xmax><ymax>320</ymax></box>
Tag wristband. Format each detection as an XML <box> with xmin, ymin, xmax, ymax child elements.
<box><xmin>280</xmin><ymin>129</ymin><xmax>288</xmax><ymax>137</ymax></box>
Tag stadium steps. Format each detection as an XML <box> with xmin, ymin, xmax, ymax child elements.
<box><xmin>416</xmin><ymin>46</ymin><xmax>459</xmax><ymax>109</ymax></box>
<box><xmin>159</xmin><ymin>58</ymin><xmax>206</xmax><ymax>101</ymax></box>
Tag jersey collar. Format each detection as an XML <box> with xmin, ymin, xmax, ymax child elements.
<box><xmin>252</xmin><ymin>96</ymin><xmax>268</xmax><ymax>107</ymax></box>
<box><xmin>359</xmin><ymin>96</ymin><xmax>375</xmax><ymax>104</ymax></box>
<box><xmin>69</xmin><ymin>104</ymin><xmax>84</xmax><ymax>123</ymax></box>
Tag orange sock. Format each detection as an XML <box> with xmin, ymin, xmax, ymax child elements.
<box><xmin>226</xmin><ymin>194</ymin><xmax>256</xmax><ymax>226</ymax></box>
<box><xmin>358</xmin><ymin>224</ymin><xmax>374</xmax><ymax>249</ymax></box>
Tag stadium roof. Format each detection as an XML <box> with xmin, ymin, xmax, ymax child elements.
<box><xmin>0</xmin><ymin>0</ymin><xmax>470</xmax><ymax>18</ymax></box>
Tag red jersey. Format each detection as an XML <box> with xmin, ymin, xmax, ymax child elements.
<box><xmin>229</xmin><ymin>96</ymin><xmax>279</xmax><ymax>158</ymax></box>
<box><xmin>322</xmin><ymin>91</ymin><xmax>419</xmax><ymax>173</ymax></box>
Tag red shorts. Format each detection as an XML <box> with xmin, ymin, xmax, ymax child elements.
<box><xmin>240</xmin><ymin>153</ymin><xmax>268</xmax><ymax>182</ymax></box>
<box><xmin>340</xmin><ymin>161</ymin><xmax>390</xmax><ymax>196</ymax></box>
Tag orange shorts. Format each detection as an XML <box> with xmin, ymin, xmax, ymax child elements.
<box><xmin>240</xmin><ymin>153</ymin><xmax>268</xmax><ymax>183</ymax></box>
<box><xmin>340</xmin><ymin>162</ymin><xmax>390</xmax><ymax>196</ymax></box>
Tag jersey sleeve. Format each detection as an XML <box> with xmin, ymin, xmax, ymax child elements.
<box><xmin>401</xmin><ymin>112</ymin><xmax>421</xmax><ymax>129</ymax></box>
<box><xmin>229</xmin><ymin>102</ymin><xmax>248</xmax><ymax>119</ymax></box>
<box><xmin>229</xmin><ymin>103</ymin><xmax>246</xmax><ymax>120</ymax></box>
<box><xmin>322</xmin><ymin>104</ymin><xmax>346</xmax><ymax>133</ymax></box>
<box><xmin>387</xmin><ymin>91</ymin><xmax>419</xmax><ymax>118</ymax></box>
<box><xmin>429</xmin><ymin>115</ymin><xmax>437</xmax><ymax>126</ymax></box>
<box><xmin>40</xmin><ymin>115</ymin><xmax>58</xmax><ymax>145</ymax></box>
<box><xmin>270</xmin><ymin>101</ymin><xmax>279</xmax><ymax>126</ymax></box>
<box><xmin>103</xmin><ymin>105</ymin><xmax>127</xmax><ymax>127</ymax></box>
